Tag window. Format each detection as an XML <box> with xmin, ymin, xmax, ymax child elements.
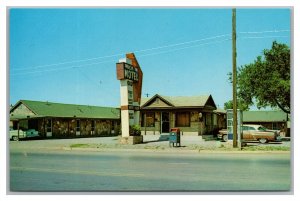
<box><xmin>258</xmin><ymin>126</ymin><xmax>266</xmax><ymax>131</ymax></box>
<box><xmin>141</xmin><ymin>112</ymin><xmax>155</xmax><ymax>127</ymax></box>
<box><xmin>248</xmin><ymin>126</ymin><xmax>255</xmax><ymax>131</ymax></box>
<box><xmin>213</xmin><ymin>114</ymin><xmax>217</xmax><ymax>126</ymax></box>
<box><xmin>46</xmin><ymin>119</ymin><xmax>52</xmax><ymax>132</ymax></box>
<box><xmin>205</xmin><ymin>113</ymin><xmax>212</xmax><ymax>126</ymax></box>
<box><xmin>242</xmin><ymin>126</ymin><xmax>248</xmax><ymax>131</ymax></box>
<box><xmin>76</xmin><ymin>120</ymin><xmax>80</xmax><ymax>132</ymax></box>
<box><xmin>91</xmin><ymin>120</ymin><xmax>95</xmax><ymax>132</ymax></box>
<box><xmin>111</xmin><ymin>121</ymin><xmax>115</xmax><ymax>130</ymax></box>
<box><xmin>176</xmin><ymin>112</ymin><xmax>190</xmax><ymax>127</ymax></box>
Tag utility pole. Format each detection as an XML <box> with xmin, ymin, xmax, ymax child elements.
<box><xmin>232</xmin><ymin>8</ymin><xmax>238</xmax><ymax>148</ymax></box>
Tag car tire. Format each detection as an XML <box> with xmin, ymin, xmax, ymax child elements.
<box><xmin>222</xmin><ymin>135</ymin><xmax>228</xmax><ymax>142</ymax></box>
<box><xmin>259</xmin><ymin>138</ymin><xmax>268</xmax><ymax>144</ymax></box>
<box><xmin>12</xmin><ymin>136</ymin><xmax>19</xmax><ymax>141</ymax></box>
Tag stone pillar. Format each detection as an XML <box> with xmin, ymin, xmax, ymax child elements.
<box><xmin>120</xmin><ymin>79</ymin><xmax>134</xmax><ymax>137</ymax></box>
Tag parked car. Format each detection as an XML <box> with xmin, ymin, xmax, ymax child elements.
<box><xmin>9</xmin><ymin>128</ymin><xmax>40</xmax><ymax>141</ymax></box>
<box><xmin>218</xmin><ymin>124</ymin><xmax>281</xmax><ymax>143</ymax></box>
<box><xmin>217</xmin><ymin>128</ymin><xmax>228</xmax><ymax>142</ymax></box>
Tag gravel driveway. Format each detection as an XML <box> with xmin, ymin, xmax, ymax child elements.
<box><xmin>8</xmin><ymin>134</ymin><xmax>291</xmax><ymax>153</ymax></box>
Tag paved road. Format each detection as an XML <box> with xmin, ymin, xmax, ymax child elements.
<box><xmin>9</xmin><ymin>150</ymin><xmax>291</xmax><ymax>192</ymax></box>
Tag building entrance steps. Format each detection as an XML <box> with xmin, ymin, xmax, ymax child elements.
<box><xmin>142</xmin><ymin>134</ymin><xmax>204</xmax><ymax>144</ymax></box>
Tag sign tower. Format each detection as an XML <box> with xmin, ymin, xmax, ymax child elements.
<box><xmin>116</xmin><ymin>53</ymin><xmax>143</xmax><ymax>143</ymax></box>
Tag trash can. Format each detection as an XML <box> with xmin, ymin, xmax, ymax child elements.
<box><xmin>228</xmin><ymin>132</ymin><xmax>233</xmax><ymax>140</ymax></box>
<box><xmin>169</xmin><ymin>128</ymin><xmax>181</xmax><ymax>147</ymax></box>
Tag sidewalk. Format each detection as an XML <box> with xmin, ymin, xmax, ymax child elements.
<box><xmin>9</xmin><ymin>134</ymin><xmax>291</xmax><ymax>154</ymax></box>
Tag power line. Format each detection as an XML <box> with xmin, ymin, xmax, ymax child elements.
<box><xmin>11</xmin><ymin>34</ymin><xmax>290</xmax><ymax>76</ymax></box>
<box><xmin>138</xmin><ymin>38</ymin><xmax>231</xmax><ymax>58</ymax></box>
<box><xmin>11</xmin><ymin>53</ymin><xmax>124</xmax><ymax>72</ymax></box>
<box><xmin>238</xmin><ymin>29</ymin><xmax>290</xmax><ymax>34</ymax></box>
<box><xmin>239</xmin><ymin>35</ymin><xmax>289</xmax><ymax>39</ymax></box>
<box><xmin>11</xmin><ymin>33</ymin><xmax>231</xmax><ymax>72</ymax></box>
<box><xmin>134</xmin><ymin>33</ymin><xmax>231</xmax><ymax>54</ymax></box>
<box><xmin>136</xmin><ymin>35</ymin><xmax>289</xmax><ymax>58</ymax></box>
<box><xmin>11</xmin><ymin>29</ymin><xmax>290</xmax><ymax>72</ymax></box>
<box><xmin>11</xmin><ymin>59</ymin><xmax>116</xmax><ymax>76</ymax></box>
<box><xmin>10</xmin><ymin>30</ymin><xmax>290</xmax><ymax>76</ymax></box>
<box><xmin>11</xmin><ymin>37</ymin><xmax>232</xmax><ymax>76</ymax></box>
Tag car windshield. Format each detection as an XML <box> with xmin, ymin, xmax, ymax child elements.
<box><xmin>258</xmin><ymin>126</ymin><xmax>267</xmax><ymax>131</ymax></box>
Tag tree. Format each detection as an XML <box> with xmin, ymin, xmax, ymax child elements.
<box><xmin>224</xmin><ymin>100</ymin><xmax>249</xmax><ymax>111</ymax></box>
<box><xmin>236</xmin><ymin>41</ymin><xmax>290</xmax><ymax>113</ymax></box>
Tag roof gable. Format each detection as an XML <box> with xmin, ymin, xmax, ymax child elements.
<box><xmin>10</xmin><ymin>100</ymin><xmax>120</xmax><ymax>119</ymax></box>
<box><xmin>141</xmin><ymin>94</ymin><xmax>174</xmax><ymax>108</ymax></box>
<box><xmin>10</xmin><ymin>102</ymin><xmax>36</xmax><ymax>117</ymax></box>
<box><xmin>141</xmin><ymin>94</ymin><xmax>217</xmax><ymax>109</ymax></box>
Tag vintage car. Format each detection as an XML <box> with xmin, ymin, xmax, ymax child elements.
<box><xmin>217</xmin><ymin>128</ymin><xmax>228</xmax><ymax>142</ymax></box>
<box><xmin>218</xmin><ymin>124</ymin><xmax>281</xmax><ymax>143</ymax></box>
<box><xmin>9</xmin><ymin>128</ymin><xmax>40</xmax><ymax>141</ymax></box>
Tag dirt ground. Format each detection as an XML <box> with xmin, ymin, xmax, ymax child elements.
<box><xmin>8</xmin><ymin>134</ymin><xmax>291</xmax><ymax>154</ymax></box>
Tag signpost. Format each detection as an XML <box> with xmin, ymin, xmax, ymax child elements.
<box><xmin>116</xmin><ymin>53</ymin><xmax>143</xmax><ymax>144</ymax></box>
<box><xmin>232</xmin><ymin>8</ymin><xmax>238</xmax><ymax>148</ymax></box>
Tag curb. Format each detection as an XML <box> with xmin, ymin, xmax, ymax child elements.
<box><xmin>9</xmin><ymin>145</ymin><xmax>291</xmax><ymax>155</ymax></box>
<box><xmin>62</xmin><ymin>147</ymin><xmax>291</xmax><ymax>155</ymax></box>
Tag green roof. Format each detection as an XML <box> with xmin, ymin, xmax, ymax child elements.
<box><xmin>243</xmin><ymin>110</ymin><xmax>287</xmax><ymax>122</ymax></box>
<box><xmin>10</xmin><ymin>100</ymin><xmax>120</xmax><ymax>119</ymax></box>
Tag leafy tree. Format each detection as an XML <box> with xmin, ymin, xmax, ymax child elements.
<box><xmin>236</xmin><ymin>41</ymin><xmax>290</xmax><ymax>113</ymax></box>
<box><xmin>224</xmin><ymin>100</ymin><xmax>249</xmax><ymax>111</ymax></box>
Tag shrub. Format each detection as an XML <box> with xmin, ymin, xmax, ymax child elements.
<box><xmin>130</xmin><ymin>125</ymin><xmax>141</xmax><ymax>136</ymax></box>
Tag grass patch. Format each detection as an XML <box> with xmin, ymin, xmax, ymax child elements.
<box><xmin>242</xmin><ymin>146</ymin><xmax>290</xmax><ymax>151</ymax></box>
<box><xmin>70</xmin><ymin>144</ymin><xmax>90</xmax><ymax>148</ymax></box>
<box><xmin>144</xmin><ymin>145</ymin><xmax>165</xmax><ymax>150</ymax></box>
<box><xmin>70</xmin><ymin>143</ymin><xmax>111</xmax><ymax>149</ymax></box>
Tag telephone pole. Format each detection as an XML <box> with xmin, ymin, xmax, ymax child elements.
<box><xmin>232</xmin><ymin>8</ymin><xmax>238</xmax><ymax>148</ymax></box>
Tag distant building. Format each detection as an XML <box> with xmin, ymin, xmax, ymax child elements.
<box><xmin>10</xmin><ymin>100</ymin><xmax>121</xmax><ymax>138</ymax></box>
<box><xmin>243</xmin><ymin>110</ymin><xmax>290</xmax><ymax>136</ymax></box>
<box><xmin>139</xmin><ymin>94</ymin><xmax>221</xmax><ymax>136</ymax></box>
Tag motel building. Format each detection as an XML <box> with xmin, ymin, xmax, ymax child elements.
<box><xmin>140</xmin><ymin>94</ymin><xmax>225</xmax><ymax>136</ymax></box>
<box><xmin>9</xmin><ymin>100</ymin><xmax>121</xmax><ymax>138</ymax></box>
<box><xmin>9</xmin><ymin>95</ymin><xmax>225</xmax><ymax>139</ymax></box>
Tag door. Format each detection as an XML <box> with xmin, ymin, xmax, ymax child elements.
<box><xmin>161</xmin><ymin>112</ymin><xmax>170</xmax><ymax>133</ymax></box>
<box><xmin>46</xmin><ymin>119</ymin><xmax>52</xmax><ymax>137</ymax></box>
<box><xmin>76</xmin><ymin>119</ymin><xmax>81</xmax><ymax>136</ymax></box>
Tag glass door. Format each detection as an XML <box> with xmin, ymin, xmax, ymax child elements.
<box><xmin>161</xmin><ymin>112</ymin><xmax>170</xmax><ymax>133</ymax></box>
<box><xmin>46</xmin><ymin>119</ymin><xmax>52</xmax><ymax>137</ymax></box>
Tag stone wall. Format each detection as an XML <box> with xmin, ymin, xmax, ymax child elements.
<box><xmin>119</xmin><ymin>136</ymin><xmax>143</xmax><ymax>145</ymax></box>
<box><xmin>37</xmin><ymin>118</ymin><xmax>119</xmax><ymax>138</ymax></box>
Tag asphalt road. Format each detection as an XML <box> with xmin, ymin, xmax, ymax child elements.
<box><xmin>9</xmin><ymin>150</ymin><xmax>291</xmax><ymax>192</ymax></box>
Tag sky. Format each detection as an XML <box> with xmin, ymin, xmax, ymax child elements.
<box><xmin>9</xmin><ymin>8</ymin><xmax>291</xmax><ymax>109</ymax></box>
